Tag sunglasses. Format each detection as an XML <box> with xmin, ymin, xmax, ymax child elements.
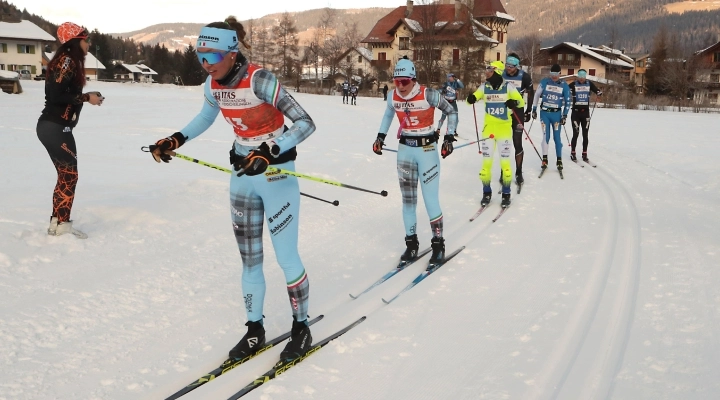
<box><xmin>197</xmin><ymin>51</ymin><xmax>231</xmax><ymax>65</ymax></box>
<box><xmin>393</xmin><ymin>78</ymin><xmax>413</xmax><ymax>87</ymax></box>
<box><xmin>506</xmin><ymin>64</ymin><xmax>518</xmax><ymax>68</ymax></box>
<box><xmin>549</xmin><ymin>72</ymin><xmax>561</xmax><ymax>76</ymax></box>
<box><xmin>485</xmin><ymin>66</ymin><xmax>496</xmax><ymax>71</ymax></box>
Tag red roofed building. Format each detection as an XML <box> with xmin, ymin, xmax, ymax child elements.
<box><xmin>361</xmin><ymin>0</ymin><xmax>513</xmax><ymax>84</ymax></box>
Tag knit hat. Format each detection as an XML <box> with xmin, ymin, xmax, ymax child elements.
<box><xmin>394</xmin><ymin>56</ymin><xmax>416</xmax><ymax>79</ymax></box>
<box><xmin>551</xmin><ymin>64</ymin><xmax>561</xmax><ymax>73</ymax></box>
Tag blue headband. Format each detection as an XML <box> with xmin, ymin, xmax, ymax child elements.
<box><xmin>506</xmin><ymin>56</ymin><xmax>520</xmax><ymax>67</ymax></box>
<box><xmin>196</xmin><ymin>27</ymin><xmax>239</xmax><ymax>52</ymax></box>
<box><xmin>578</xmin><ymin>70</ymin><xmax>587</xmax><ymax>78</ymax></box>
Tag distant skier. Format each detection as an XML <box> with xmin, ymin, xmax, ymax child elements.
<box><xmin>342</xmin><ymin>80</ymin><xmax>350</xmax><ymax>104</ymax></box>
<box><xmin>372</xmin><ymin>57</ymin><xmax>458</xmax><ymax>269</ymax></box>
<box><xmin>436</xmin><ymin>72</ymin><xmax>464</xmax><ymax>137</ymax></box>
<box><xmin>349</xmin><ymin>83</ymin><xmax>358</xmax><ymax>105</ymax></box>
<box><xmin>501</xmin><ymin>53</ymin><xmax>534</xmax><ymax>185</ymax></box>
<box><xmin>531</xmin><ymin>64</ymin><xmax>570</xmax><ymax>172</ymax></box>
<box><xmin>382</xmin><ymin>83</ymin><xmax>389</xmax><ymax>100</ymax></box>
<box><xmin>568</xmin><ymin>69</ymin><xmax>602</xmax><ymax>162</ymax></box>
<box><xmin>466</xmin><ymin>60</ymin><xmax>525</xmax><ymax>208</ymax></box>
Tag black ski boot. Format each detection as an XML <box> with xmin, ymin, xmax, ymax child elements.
<box><xmin>280</xmin><ymin>317</ymin><xmax>312</xmax><ymax>361</ymax></box>
<box><xmin>480</xmin><ymin>192</ymin><xmax>492</xmax><ymax>207</ymax></box>
<box><xmin>501</xmin><ymin>193</ymin><xmax>511</xmax><ymax>208</ymax></box>
<box><xmin>541</xmin><ymin>155</ymin><xmax>548</xmax><ymax>169</ymax></box>
<box><xmin>582</xmin><ymin>152</ymin><xmax>589</xmax><ymax>162</ymax></box>
<box><xmin>570</xmin><ymin>151</ymin><xmax>577</xmax><ymax>162</ymax></box>
<box><xmin>556</xmin><ymin>158</ymin><xmax>563</xmax><ymax>171</ymax></box>
<box><xmin>516</xmin><ymin>171</ymin><xmax>524</xmax><ymax>185</ymax></box>
<box><xmin>428</xmin><ymin>236</ymin><xmax>445</xmax><ymax>270</ymax></box>
<box><xmin>229</xmin><ymin>320</ymin><xmax>266</xmax><ymax>359</ymax></box>
<box><xmin>400</xmin><ymin>234</ymin><xmax>420</xmax><ymax>263</ymax></box>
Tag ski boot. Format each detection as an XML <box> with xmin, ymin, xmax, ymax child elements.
<box><xmin>48</xmin><ymin>216</ymin><xmax>58</xmax><ymax>235</ymax></box>
<box><xmin>427</xmin><ymin>236</ymin><xmax>445</xmax><ymax>271</ymax></box>
<box><xmin>501</xmin><ymin>193</ymin><xmax>511</xmax><ymax>208</ymax></box>
<box><xmin>229</xmin><ymin>320</ymin><xmax>266</xmax><ymax>359</ymax></box>
<box><xmin>556</xmin><ymin>158</ymin><xmax>563</xmax><ymax>171</ymax></box>
<box><xmin>516</xmin><ymin>171</ymin><xmax>524</xmax><ymax>185</ymax></box>
<box><xmin>570</xmin><ymin>151</ymin><xmax>577</xmax><ymax>162</ymax></box>
<box><xmin>582</xmin><ymin>152</ymin><xmax>589</xmax><ymax>162</ymax></box>
<box><xmin>280</xmin><ymin>317</ymin><xmax>312</xmax><ymax>361</ymax></box>
<box><xmin>53</xmin><ymin>220</ymin><xmax>88</xmax><ymax>239</ymax></box>
<box><xmin>541</xmin><ymin>155</ymin><xmax>548</xmax><ymax>169</ymax></box>
<box><xmin>399</xmin><ymin>234</ymin><xmax>420</xmax><ymax>263</ymax></box>
<box><xmin>480</xmin><ymin>192</ymin><xmax>492</xmax><ymax>207</ymax></box>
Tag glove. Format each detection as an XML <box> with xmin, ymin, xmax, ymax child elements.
<box><xmin>505</xmin><ymin>99</ymin><xmax>519</xmax><ymax>109</ymax></box>
<box><xmin>441</xmin><ymin>135</ymin><xmax>456</xmax><ymax>159</ymax></box>
<box><xmin>531</xmin><ymin>110</ymin><xmax>537</xmax><ymax>120</ymax></box>
<box><xmin>234</xmin><ymin>142</ymin><xmax>277</xmax><ymax>176</ymax></box>
<box><xmin>372</xmin><ymin>134</ymin><xmax>386</xmax><ymax>155</ymax></box>
<box><xmin>596</xmin><ymin>90</ymin><xmax>603</xmax><ymax>96</ymax></box>
<box><xmin>524</xmin><ymin>111</ymin><xmax>531</xmax><ymax>123</ymax></box>
<box><xmin>149</xmin><ymin>132</ymin><xmax>186</xmax><ymax>163</ymax></box>
<box><xmin>466</xmin><ymin>93</ymin><xmax>477</xmax><ymax>104</ymax></box>
<box><xmin>560</xmin><ymin>115</ymin><xmax>567</xmax><ymax>125</ymax></box>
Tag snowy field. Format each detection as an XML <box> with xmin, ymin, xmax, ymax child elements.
<box><xmin>1</xmin><ymin>79</ymin><xmax>719</xmax><ymax>400</ymax></box>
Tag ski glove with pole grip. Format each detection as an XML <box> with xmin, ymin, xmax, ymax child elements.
<box><xmin>149</xmin><ymin>132</ymin><xmax>187</xmax><ymax>163</ymax></box>
<box><xmin>560</xmin><ymin>115</ymin><xmax>567</xmax><ymax>125</ymax></box>
<box><xmin>441</xmin><ymin>134</ymin><xmax>456</xmax><ymax>159</ymax></box>
<box><xmin>372</xmin><ymin>133</ymin><xmax>387</xmax><ymax>155</ymax></box>
<box><xmin>233</xmin><ymin>142</ymin><xmax>280</xmax><ymax>176</ymax></box>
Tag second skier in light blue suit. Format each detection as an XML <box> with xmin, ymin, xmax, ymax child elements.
<box><xmin>532</xmin><ymin>63</ymin><xmax>570</xmax><ymax>171</ymax></box>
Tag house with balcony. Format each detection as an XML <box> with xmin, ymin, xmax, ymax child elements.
<box><xmin>0</xmin><ymin>19</ymin><xmax>55</xmax><ymax>77</ymax></box>
<box><xmin>535</xmin><ymin>42</ymin><xmax>634</xmax><ymax>81</ymax></box>
<box><xmin>692</xmin><ymin>40</ymin><xmax>720</xmax><ymax>105</ymax></box>
<box><xmin>361</xmin><ymin>0</ymin><xmax>511</xmax><ymax>85</ymax></box>
<box><xmin>626</xmin><ymin>53</ymin><xmax>650</xmax><ymax>93</ymax></box>
<box><xmin>113</xmin><ymin>62</ymin><xmax>158</xmax><ymax>83</ymax></box>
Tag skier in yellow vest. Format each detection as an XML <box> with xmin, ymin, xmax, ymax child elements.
<box><xmin>466</xmin><ymin>60</ymin><xmax>525</xmax><ymax>208</ymax></box>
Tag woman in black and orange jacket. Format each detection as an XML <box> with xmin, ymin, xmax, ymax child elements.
<box><xmin>37</xmin><ymin>22</ymin><xmax>104</xmax><ymax>239</ymax></box>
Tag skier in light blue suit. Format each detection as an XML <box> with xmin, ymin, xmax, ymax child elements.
<box><xmin>531</xmin><ymin>63</ymin><xmax>570</xmax><ymax>171</ymax></box>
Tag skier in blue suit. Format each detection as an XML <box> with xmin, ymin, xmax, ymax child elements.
<box><xmin>531</xmin><ymin>64</ymin><xmax>570</xmax><ymax>172</ymax></box>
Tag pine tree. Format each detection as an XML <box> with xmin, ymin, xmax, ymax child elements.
<box><xmin>645</xmin><ymin>25</ymin><xmax>670</xmax><ymax>96</ymax></box>
<box><xmin>182</xmin><ymin>45</ymin><xmax>207</xmax><ymax>85</ymax></box>
<box><xmin>272</xmin><ymin>12</ymin><xmax>300</xmax><ymax>79</ymax></box>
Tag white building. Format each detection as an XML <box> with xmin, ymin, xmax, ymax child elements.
<box><xmin>114</xmin><ymin>63</ymin><xmax>158</xmax><ymax>83</ymax></box>
<box><xmin>0</xmin><ymin>19</ymin><xmax>55</xmax><ymax>77</ymax></box>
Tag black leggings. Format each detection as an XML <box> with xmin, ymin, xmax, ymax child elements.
<box><xmin>37</xmin><ymin>120</ymin><xmax>78</xmax><ymax>223</ymax></box>
<box><xmin>571</xmin><ymin>112</ymin><xmax>590</xmax><ymax>152</ymax></box>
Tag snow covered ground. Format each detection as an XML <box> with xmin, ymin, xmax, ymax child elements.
<box><xmin>1</xmin><ymin>80</ymin><xmax>719</xmax><ymax>400</ymax></box>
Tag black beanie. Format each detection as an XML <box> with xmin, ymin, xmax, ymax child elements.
<box><xmin>551</xmin><ymin>64</ymin><xmax>561</xmax><ymax>72</ymax></box>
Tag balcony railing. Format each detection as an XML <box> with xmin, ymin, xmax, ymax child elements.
<box><xmin>371</xmin><ymin>60</ymin><xmax>391</xmax><ymax>70</ymax></box>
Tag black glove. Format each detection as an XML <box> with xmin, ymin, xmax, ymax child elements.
<box><xmin>149</xmin><ymin>132</ymin><xmax>186</xmax><ymax>163</ymax></box>
<box><xmin>531</xmin><ymin>110</ymin><xmax>537</xmax><ymax>120</ymax></box>
<box><xmin>372</xmin><ymin>134</ymin><xmax>386</xmax><ymax>155</ymax></box>
<box><xmin>441</xmin><ymin>135</ymin><xmax>456</xmax><ymax>159</ymax></box>
<box><xmin>505</xmin><ymin>99</ymin><xmax>519</xmax><ymax>109</ymax></box>
<box><xmin>596</xmin><ymin>90</ymin><xmax>603</xmax><ymax>96</ymax></box>
<box><xmin>524</xmin><ymin>111</ymin><xmax>531</xmax><ymax>123</ymax></box>
<box><xmin>466</xmin><ymin>93</ymin><xmax>477</xmax><ymax>104</ymax></box>
<box><xmin>560</xmin><ymin>115</ymin><xmax>567</xmax><ymax>125</ymax></box>
<box><xmin>234</xmin><ymin>142</ymin><xmax>277</xmax><ymax>176</ymax></box>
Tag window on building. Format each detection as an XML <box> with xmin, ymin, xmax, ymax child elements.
<box><xmin>637</xmin><ymin>60</ymin><xmax>644</xmax><ymax>67</ymax></box>
<box><xmin>708</xmin><ymin>93</ymin><xmax>719</xmax><ymax>101</ymax></box>
<box><xmin>358</xmin><ymin>68</ymin><xmax>363</xmax><ymax>76</ymax></box>
<box><xmin>358</xmin><ymin>56</ymin><xmax>362</xmax><ymax>63</ymax></box>
<box><xmin>498</xmin><ymin>31</ymin><xmax>504</xmax><ymax>43</ymax></box>
<box><xmin>1</xmin><ymin>43</ymin><xmax>7</xmax><ymax>53</ymax></box>
<box><xmin>0</xmin><ymin>64</ymin><xmax>5</xmax><ymax>70</ymax></box>
<box><xmin>567</xmin><ymin>54</ymin><xmax>575</xmax><ymax>61</ymax></box>
<box><xmin>711</xmin><ymin>74</ymin><xmax>720</xmax><ymax>83</ymax></box>
<box><xmin>399</xmin><ymin>37</ymin><xmax>410</xmax><ymax>50</ymax></box>
<box><xmin>8</xmin><ymin>64</ymin><xmax>18</xmax><ymax>71</ymax></box>
<box><xmin>346</xmin><ymin>56</ymin><xmax>351</xmax><ymax>62</ymax></box>
<box><xmin>557</xmin><ymin>54</ymin><xmax>564</xmax><ymax>61</ymax></box>
<box><xmin>568</xmin><ymin>68</ymin><xmax>575</xmax><ymax>75</ymax></box>
<box><xmin>496</xmin><ymin>52</ymin><xmax>500</xmax><ymax>61</ymax></box>
<box><xmin>589</xmin><ymin>69</ymin><xmax>596</xmax><ymax>76</ymax></box>
<box><xmin>17</xmin><ymin>44</ymin><xmax>35</xmax><ymax>54</ymax></box>
<box><xmin>714</xmin><ymin>52</ymin><xmax>720</xmax><ymax>62</ymax></box>
<box><xmin>452</xmin><ymin>49</ymin><xmax>460</xmax><ymax>66</ymax></box>
<box><xmin>378</xmin><ymin>52</ymin><xmax>387</xmax><ymax>61</ymax></box>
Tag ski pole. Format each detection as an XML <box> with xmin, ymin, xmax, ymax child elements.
<box><xmin>381</xmin><ymin>136</ymin><xmax>492</xmax><ymax>153</ymax></box>
<box><xmin>141</xmin><ymin>147</ymin><xmax>340</xmax><ymax>206</ymax></box>
<box><xmin>472</xmin><ymin>103</ymin><xmax>482</xmax><ymax>153</ymax></box>
<box><xmin>587</xmin><ymin>99</ymin><xmax>598</xmax><ymax>129</ymax></box>
<box><xmin>563</xmin><ymin>121</ymin><xmax>571</xmax><ymax>147</ymax></box>
<box><xmin>511</xmin><ymin>109</ymin><xmax>543</xmax><ymax>161</ymax></box>
<box><xmin>266</xmin><ymin>167</ymin><xmax>388</xmax><ymax>197</ymax></box>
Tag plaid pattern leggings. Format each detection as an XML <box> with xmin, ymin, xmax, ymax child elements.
<box><xmin>396</xmin><ymin>143</ymin><xmax>444</xmax><ymax>239</ymax></box>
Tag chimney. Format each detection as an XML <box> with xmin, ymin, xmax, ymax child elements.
<box><xmin>455</xmin><ymin>0</ymin><xmax>461</xmax><ymax>20</ymax></box>
<box><xmin>406</xmin><ymin>0</ymin><xmax>413</xmax><ymax>17</ymax></box>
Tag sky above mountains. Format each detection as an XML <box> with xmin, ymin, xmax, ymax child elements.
<box><xmin>13</xmin><ymin>0</ymin><xmax>393</xmax><ymax>33</ymax></box>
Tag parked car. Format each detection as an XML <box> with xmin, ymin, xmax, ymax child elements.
<box><xmin>17</xmin><ymin>70</ymin><xmax>31</xmax><ymax>80</ymax></box>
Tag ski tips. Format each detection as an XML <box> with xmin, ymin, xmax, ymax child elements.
<box><xmin>348</xmin><ymin>293</ymin><xmax>358</xmax><ymax>299</ymax></box>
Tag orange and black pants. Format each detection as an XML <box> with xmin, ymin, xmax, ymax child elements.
<box><xmin>37</xmin><ymin>120</ymin><xmax>78</xmax><ymax>223</ymax></box>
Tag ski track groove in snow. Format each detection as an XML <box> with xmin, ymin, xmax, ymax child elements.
<box><xmin>526</xmin><ymin>157</ymin><xmax>642</xmax><ymax>400</ymax></box>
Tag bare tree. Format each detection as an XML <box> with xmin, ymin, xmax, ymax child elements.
<box><xmin>512</xmin><ymin>33</ymin><xmax>542</xmax><ymax>78</ymax></box>
<box><xmin>412</xmin><ymin>0</ymin><xmax>443</xmax><ymax>84</ymax></box>
<box><xmin>253</xmin><ymin>21</ymin><xmax>273</xmax><ymax>68</ymax></box>
<box><xmin>337</xmin><ymin>21</ymin><xmax>364</xmax><ymax>85</ymax></box>
<box><xmin>272</xmin><ymin>12</ymin><xmax>300</xmax><ymax>79</ymax></box>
